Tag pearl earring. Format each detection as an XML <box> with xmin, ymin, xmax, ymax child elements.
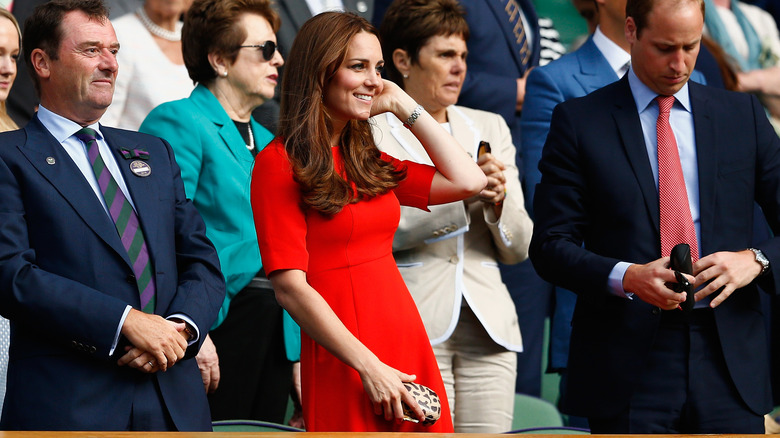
<box><xmin>403</xmin><ymin>74</ymin><xmax>408</xmax><ymax>79</ymax></box>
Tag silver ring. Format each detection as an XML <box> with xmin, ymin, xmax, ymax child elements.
<box><xmin>147</xmin><ymin>361</ymin><xmax>154</xmax><ymax>367</ymax></box>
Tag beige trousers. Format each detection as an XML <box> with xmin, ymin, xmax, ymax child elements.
<box><xmin>432</xmin><ymin>305</ymin><xmax>517</xmax><ymax>433</ymax></box>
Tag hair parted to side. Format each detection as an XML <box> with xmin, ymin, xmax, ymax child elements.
<box><xmin>626</xmin><ymin>0</ymin><xmax>704</xmax><ymax>37</ymax></box>
<box><xmin>278</xmin><ymin>11</ymin><xmax>405</xmax><ymax>216</ymax></box>
<box><xmin>379</xmin><ymin>0</ymin><xmax>469</xmax><ymax>87</ymax></box>
<box><xmin>0</xmin><ymin>9</ymin><xmax>20</xmax><ymax>132</ymax></box>
<box><xmin>23</xmin><ymin>0</ymin><xmax>109</xmax><ymax>96</ymax></box>
<box><xmin>183</xmin><ymin>0</ymin><xmax>280</xmax><ymax>85</ymax></box>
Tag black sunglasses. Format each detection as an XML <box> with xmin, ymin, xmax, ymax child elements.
<box><xmin>237</xmin><ymin>41</ymin><xmax>277</xmax><ymax>61</ymax></box>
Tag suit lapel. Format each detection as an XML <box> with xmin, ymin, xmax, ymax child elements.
<box><xmin>612</xmin><ymin>78</ymin><xmax>661</xmax><ymax>236</ymax></box>
<box><xmin>448</xmin><ymin>106</ymin><xmax>481</xmax><ymax>157</ymax></box>
<box><xmin>574</xmin><ymin>39</ymin><xmax>620</xmax><ymax>95</ymax></box>
<box><xmin>19</xmin><ymin>117</ymin><xmax>133</xmax><ymax>268</ymax></box>
<box><xmin>689</xmin><ymin>82</ymin><xmax>716</xmax><ymax>253</ymax></box>
<box><xmin>191</xmin><ymin>85</ymin><xmax>254</xmax><ymax>176</ymax></box>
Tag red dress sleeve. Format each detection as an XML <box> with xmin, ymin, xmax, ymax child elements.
<box><xmin>379</xmin><ymin>152</ymin><xmax>435</xmax><ymax>211</ymax></box>
<box><xmin>251</xmin><ymin>139</ymin><xmax>309</xmax><ymax>276</ymax></box>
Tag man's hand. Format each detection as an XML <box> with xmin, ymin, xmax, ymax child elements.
<box><xmin>118</xmin><ymin>309</ymin><xmax>188</xmax><ymax>371</ymax></box>
<box><xmin>515</xmin><ymin>69</ymin><xmax>533</xmax><ymax>112</ymax></box>
<box><xmin>693</xmin><ymin>250</ymin><xmax>763</xmax><ymax>307</ymax></box>
<box><xmin>623</xmin><ymin>257</ymin><xmax>692</xmax><ymax>309</ymax></box>
<box><xmin>196</xmin><ymin>334</ymin><xmax>220</xmax><ymax>393</ymax></box>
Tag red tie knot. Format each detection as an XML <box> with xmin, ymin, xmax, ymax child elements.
<box><xmin>656</xmin><ymin>95</ymin><xmax>675</xmax><ymax>114</ymax></box>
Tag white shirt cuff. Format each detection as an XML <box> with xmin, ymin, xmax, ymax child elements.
<box><xmin>608</xmin><ymin>262</ymin><xmax>634</xmax><ymax>299</ymax></box>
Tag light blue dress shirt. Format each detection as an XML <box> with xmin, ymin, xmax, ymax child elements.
<box><xmin>608</xmin><ymin>68</ymin><xmax>702</xmax><ymax>298</ymax></box>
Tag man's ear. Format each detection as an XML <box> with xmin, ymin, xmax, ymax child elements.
<box><xmin>393</xmin><ymin>48</ymin><xmax>411</xmax><ymax>77</ymax></box>
<box><xmin>30</xmin><ymin>48</ymin><xmax>51</xmax><ymax>80</ymax></box>
<box><xmin>625</xmin><ymin>16</ymin><xmax>638</xmax><ymax>45</ymax></box>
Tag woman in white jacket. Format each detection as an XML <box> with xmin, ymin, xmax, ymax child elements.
<box><xmin>373</xmin><ymin>0</ymin><xmax>533</xmax><ymax>432</ymax></box>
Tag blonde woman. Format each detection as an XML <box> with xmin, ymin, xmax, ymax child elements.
<box><xmin>0</xmin><ymin>5</ymin><xmax>19</xmax><ymax>416</ymax></box>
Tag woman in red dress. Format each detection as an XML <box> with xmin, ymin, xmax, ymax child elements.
<box><xmin>251</xmin><ymin>11</ymin><xmax>486</xmax><ymax>432</ymax></box>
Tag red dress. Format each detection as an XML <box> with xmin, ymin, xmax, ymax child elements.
<box><xmin>251</xmin><ymin>139</ymin><xmax>453</xmax><ymax>432</ymax></box>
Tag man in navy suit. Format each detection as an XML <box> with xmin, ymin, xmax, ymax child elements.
<box><xmin>0</xmin><ymin>0</ymin><xmax>224</xmax><ymax>431</ymax></box>
<box><xmin>531</xmin><ymin>0</ymin><xmax>780</xmax><ymax>433</ymax></box>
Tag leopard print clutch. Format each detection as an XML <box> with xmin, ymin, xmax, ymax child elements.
<box><xmin>401</xmin><ymin>382</ymin><xmax>442</xmax><ymax>425</ymax></box>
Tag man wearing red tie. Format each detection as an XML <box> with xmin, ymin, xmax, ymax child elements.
<box><xmin>530</xmin><ymin>0</ymin><xmax>780</xmax><ymax>433</ymax></box>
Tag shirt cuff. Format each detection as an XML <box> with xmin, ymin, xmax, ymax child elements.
<box><xmin>109</xmin><ymin>305</ymin><xmax>132</xmax><ymax>356</ymax></box>
<box><xmin>167</xmin><ymin>313</ymin><xmax>200</xmax><ymax>346</ymax></box>
<box><xmin>608</xmin><ymin>262</ymin><xmax>634</xmax><ymax>299</ymax></box>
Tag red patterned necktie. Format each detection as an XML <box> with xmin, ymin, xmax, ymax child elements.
<box><xmin>75</xmin><ymin>128</ymin><xmax>156</xmax><ymax>312</ymax></box>
<box><xmin>656</xmin><ymin>95</ymin><xmax>699</xmax><ymax>262</ymax></box>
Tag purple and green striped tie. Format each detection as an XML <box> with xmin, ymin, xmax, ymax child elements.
<box><xmin>75</xmin><ymin>127</ymin><xmax>156</xmax><ymax>313</ymax></box>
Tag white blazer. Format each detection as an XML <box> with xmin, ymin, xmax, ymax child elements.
<box><xmin>372</xmin><ymin>105</ymin><xmax>532</xmax><ymax>352</ymax></box>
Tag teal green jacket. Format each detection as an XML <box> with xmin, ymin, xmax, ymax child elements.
<box><xmin>139</xmin><ymin>84</ymin><xmax>273</xmax><ymax>330</ymax></box>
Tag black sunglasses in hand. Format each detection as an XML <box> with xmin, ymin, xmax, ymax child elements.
<box><xmin>238</xmin><ymin>41</ymin><xmax>277</xmax><ymax>61</ymax></box>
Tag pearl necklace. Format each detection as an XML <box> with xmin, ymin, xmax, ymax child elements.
<box><xmin>246</xmin><ymin>125</ymin><xmax>255</xmax><ymax>151</ymax></box>
<box><xmin>137</xmin><ymin>7</ymin><xmax>182</xmax><ymax>42</ymax></box>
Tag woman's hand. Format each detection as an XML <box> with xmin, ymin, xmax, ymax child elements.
<box><xmin>370</xmin><ymin>79</ymin><xmax>417</xmax><ymax>119</ymax></box>
<box><xmin>359</xmin><ymin>358</ymin><xmax>425</xmax><ymax>423</ymax></box>
<box><xmin>196</xmin><ymin>334</ymin><xmax>220</xmax><ymax>394</ymax></box>
<box><xmin>478</xmin><ymin>153</ymin><xmax>507</xmax><ymax>205</ymax></box>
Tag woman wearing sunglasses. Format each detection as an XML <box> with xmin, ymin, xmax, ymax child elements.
<box><xmin>139</xmin><ymin>0</ymin><xmax>293</xmax><ymax>425</ymax></box>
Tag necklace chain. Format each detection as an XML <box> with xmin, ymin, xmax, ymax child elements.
<box><xmin>137</xmin><ymin>7</ymin><xmax>182</xmax><ymax>42</ymax></box>
<box><xmin>246</xmin><ymin>125</ymin><xmax>255</xmax><ymax>151</ymax></box>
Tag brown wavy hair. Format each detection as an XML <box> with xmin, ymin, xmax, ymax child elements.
<box><xmin>278</xmin><ymin>12</ymin><xmax>405</xmax><ymax>216</ymax></box>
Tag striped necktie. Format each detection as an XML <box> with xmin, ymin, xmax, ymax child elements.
<box><xmin>74</xmin><ymin>127</ymin><xmax>156</xmax><ymax>313</ymax></box>
<box><xmin>656</xmin><ymin>96</ymin><xmax>699</xmax><ymax>262</ymax></box>
<box><xmin>504</xmin><ymin>0</ymin><xmax>531</xmax><ymax>73</ymax></box>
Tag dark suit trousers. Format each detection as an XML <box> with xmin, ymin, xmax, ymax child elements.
<box><xmin>588</xmin><ymin>309</ymin><xmax>763</xmax><ymax>434</ymax></box>
<box><xmin>208</xmin><ymin>281</ymin><xmax>292</xmax><ymax>422</ymax></box>
<box><xmin>500</xmin><ymin>259</ymin><xmax>553</xmax><ymax>396</ymax></box>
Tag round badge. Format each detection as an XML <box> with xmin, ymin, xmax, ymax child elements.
<box><xmin>46</xmin><ymin>157</ymin><xmax>56</xmax><ymax>165</ymax></box>
<box><xmin>129</xmin><ymin>160</ymin><xmax>151</xmax><ymax>177</ymax></box>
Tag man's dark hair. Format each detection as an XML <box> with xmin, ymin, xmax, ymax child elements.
<box><xmin>23</xmin><ymin>0</ymin><xmax>110</xmax><ymax>95</ymax></box>
<box><xmin>626</xmin><ymin>0</ymin><xmax>704</xmax><ymax>37</ymax></box>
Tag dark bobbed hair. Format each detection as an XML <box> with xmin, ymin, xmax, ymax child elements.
<box><xmin>23</xmin><ymin>0</ymin><xmax>109</xmax><ymax>96</ymax></box>
<box><xmin>378</xmin><ymin>0</ymin><xmax>469</xmax><ymax>87</ymax></box>
<box><xmin>626</xmin><ymin>0</ymin><xmax>704</xmax><ymax>37</ymax></box>
<box><xmin>182</xmin><ymin>0</ymin><xmax>280</xmax><ymax>85</ymax></box>
<box><xmin>278</xmin><ymin>11</ymin><xmax>405</xmax><ymax>216</ymax></box>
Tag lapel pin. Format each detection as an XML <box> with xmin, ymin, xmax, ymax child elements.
<box><xmin>129</xmin><ymin>160</ymin><xmax>151</xmax><ymax>177</ymax></box>
<box><xmin>46</xmin><ymin>157</ymin><xmax>55</xmax><ymax>165</ymax></box>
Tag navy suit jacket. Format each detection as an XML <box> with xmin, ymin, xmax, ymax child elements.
<box><xmin>530</xmin><ymin>76</ymin><xmax>780</xmax><ymax>418</ymax></box>
<box><xmin>0</xmin><ymin>116</ymin><xmax>225</xmax><ymax>430</ymax></box>
<box><xmin>521</xmin><ymin>36</ymin><xmax>619</xmax><ymax>215</ymax></box>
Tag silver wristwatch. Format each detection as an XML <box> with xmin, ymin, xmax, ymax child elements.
<box><xmin>749</xmin><ymin>248</ymin><xmax>770</xmax><ymax>275</ymax></box>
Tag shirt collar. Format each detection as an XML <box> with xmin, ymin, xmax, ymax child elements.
<box><xmin>37</xmin><ymin>105</ymin><xmax>104</xmax><ymax>143</ymax></box>
<box><xmin>627</xmin><ymin>67</ymin><xmax>692</xmax><ymax>114</ymax></box>
<box><xmin>592</xmin><ymin>26</ymin><xmax>631</xmax><ymax>77</ymax></box>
